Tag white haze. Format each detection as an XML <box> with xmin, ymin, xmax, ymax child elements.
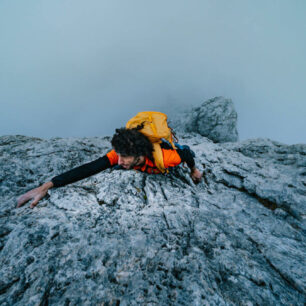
<box><xmin>0</xmin><ymin>0</ymin><xmax>305</xmax><ymax>144</ymax></box>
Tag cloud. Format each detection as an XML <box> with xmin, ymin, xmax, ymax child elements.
<box><xmin>0</xmin><ymin>0</ymin><xmax>305</xmax><ymax>144</ymax></box>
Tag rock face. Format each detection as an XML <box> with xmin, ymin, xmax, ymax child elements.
<box><xmin>0</xmin><ymin>132</ymin><xmax>305</xmax><ymax>305</ymax></box>
<box><xmin>171</xmin><ymin>96</ymin><xmax>239</xmax><ymax>143</ymax></box>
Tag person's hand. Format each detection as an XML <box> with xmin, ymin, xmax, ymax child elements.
<box><xmin>190</xmin><ymin>167</ymin><xmax>202</xmax><ymax>184</ymax></box>
<box><xmin>17</xmin><ymin>181</ymin><xmax>54</xmax><ymax>209</ymax></box>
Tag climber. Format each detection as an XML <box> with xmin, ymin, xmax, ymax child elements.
<box><xmin>17</xmin><ymin>127</ymin><xmax>202</xmax><ymax>209</ymax></box>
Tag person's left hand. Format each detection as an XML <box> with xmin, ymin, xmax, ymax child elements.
<box><xmin>190</xmin><ymin>167</ymin><xmax>202</xmax><ymax>184</ymax></box>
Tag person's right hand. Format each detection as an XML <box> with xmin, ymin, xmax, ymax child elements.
<box><xmin>17</xmin><ymin>181</ymin><xmax>53</xmax><ymax>209</ymax></box>
<box><xmin>190</xmin><ymin>167</ymin><xmax>203</xmax><ymax>184</ymax></box>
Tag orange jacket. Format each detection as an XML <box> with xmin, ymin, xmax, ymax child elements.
<box><xmin>106</xmin><ymin>149</ymin><xmax>182</xmax><ymax>174</ymax></box>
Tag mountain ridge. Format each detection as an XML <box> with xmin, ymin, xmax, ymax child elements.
<box><xmin>0</xmin><ymin>98</ymin><xmax>305</xmax><ymax>305</ymax></box>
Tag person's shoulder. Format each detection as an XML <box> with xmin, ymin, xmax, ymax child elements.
<box><xmin>106</xmin><ymin>149</ymin><xmax>118</xmax><ymax>165</ymax></box>
<box><xmin>161</xmin><ymin>147</ymin><xmax>181</xmax><ymax>167</ymax></box>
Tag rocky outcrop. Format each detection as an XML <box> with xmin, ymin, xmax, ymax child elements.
<box><xmin>171</xmin><ymin>96</ymin><xmax>238</xmax><ymax>143</ymax></box>
<box><xmin>0</xmin><ymin>133</ymin><xmax>305</xmax><ymax>305</ymax></box>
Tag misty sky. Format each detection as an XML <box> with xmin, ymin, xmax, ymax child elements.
<box><xmin>1</xmin><ymin>0</ymin><xmax>305</xmax><ymax>144</ymax></box>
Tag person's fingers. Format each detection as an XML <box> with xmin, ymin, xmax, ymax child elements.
<box><xmin>30</xmin><ymin>189</ymin><xmax>48</xmax><ymax>209</ymax></box>
<box><xmin>194</xmin><ymin>177</ymin><xmax>201</xmax><ymax>184</ymax></box>
<box><xmin>30</xmin><ymin>196</ymin><xmax>40</xmax><ymax>209</ymax></box>
<box><xmin>17</xmin><ymin>193</ymin><xmax>32</xmax><ymax>208</ymax></box>
<box><xmin>191</xmin><ymin>171</ymin><xmax>203</xmax><ymax>184</ymax></box>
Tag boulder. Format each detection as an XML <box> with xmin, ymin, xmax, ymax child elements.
<box><xmin>172</xmin><ymin>96</ymin><xmax>238</xmax><ymax>143</ymax></box>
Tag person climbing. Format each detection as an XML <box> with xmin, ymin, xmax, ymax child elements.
<box><xmin>17</xmin><ymin>112</ymin><xmax>203</xmax><ymax>209</ymax></box>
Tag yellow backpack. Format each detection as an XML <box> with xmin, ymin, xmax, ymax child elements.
<box><xmin>126</xmin><ymin>111</ymin><xmax>176</xmax><ymax>173</ymax></box>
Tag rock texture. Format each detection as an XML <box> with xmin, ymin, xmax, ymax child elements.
<box><xmin>171</xmin><ymin>96</ymin><xmax>238</xmax><ymax>143</ymax></box>
<box><xmin>0</xmin><ymin>132</ymin><xmax>305</xmax><ymax>305</ymax></box>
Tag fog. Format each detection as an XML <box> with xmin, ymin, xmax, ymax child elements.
<box><xmin>1</xmin><ymin>0</ymin><xmax>305</xmax><ymax>144</ymax></box>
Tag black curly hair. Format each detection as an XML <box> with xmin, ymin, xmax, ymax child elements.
<box><xmin>111</xmin><ymin>126</ymin><xmax>154</xmax><ymax>161</ymax></box>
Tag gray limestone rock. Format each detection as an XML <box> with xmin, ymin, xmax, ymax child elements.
<box><xmin>170</xmin><ymin>96</ymin><xmax>239</xmax><ymax>143</ymax></box>
<box><xmin>0</xmin><ymin>133</ymin><xmax>305</xmax><ymax>305</ymax></box>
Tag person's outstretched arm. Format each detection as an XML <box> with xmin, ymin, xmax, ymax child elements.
<box><xmin>17</xmin><ymin>155</ymin><xmax>111</xmax><ymax>208</ymax></box>
<box><xmin>50</xmin><ymin>155</ymin><xmax>111</xmax><ymax>187</ymax></box>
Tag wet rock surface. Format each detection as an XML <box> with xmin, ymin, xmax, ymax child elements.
<box><xmin>0</xmin><ymin>133</ymin><xmax>305</xmax><ymax>305</ymax></box>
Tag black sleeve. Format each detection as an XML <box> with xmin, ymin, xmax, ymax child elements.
<box><xmin>51</xmin><ymin>155</ymin><xmax>111</xmax><ymax>188</ymax></box>
<box><xmin>176</xmin><ymin>147</ymin><xmax>195</xmax><ymax>169</ymax></box>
